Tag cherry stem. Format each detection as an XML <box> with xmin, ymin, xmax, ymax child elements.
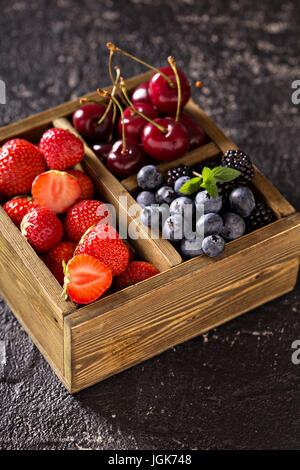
<box><xmin>107</xmin><ymin>42</ymin><xmax>174</xmax><ymax>88</ymax></box>
<box><xmin>110</xmin><ymin>95</ymin><xmax>127</xmax><ymax>155</ymax></box>
<box><xmin>108</xmin><ymin>101</ymin><xmax>117</xmax><ymax>143</ymax></box>
<box><xmin>108</xmin><ymin>50</ymin><xmax>115</xmax><ymax>84</ymax></box>
<box><xmin>195</xmin><ymin>81</ymin><xmax>203</xmax><ymax>88</ymax></box>
<box><xmin>120</xmin><ymin>77</ymin><xmax>167</xmax><ymax>134</ymax></box>
<box><xmin>168</xmin><ymin>56</ymin><xmax>181</xmax><ymax>122</ymax></box>
<box><xmin>193</xmin><ymin>171</ymin><xmax>202</xmax><ymax>178</ymax></box>
<box><xmin>97</xmin><ymin>66</ymin><xmax>121</xmax><ymax>125</ymax></box>
<box><xmin>79</xmin><ymin>97</ymin><xmax>102</xmax><ymax>105</ymax></box>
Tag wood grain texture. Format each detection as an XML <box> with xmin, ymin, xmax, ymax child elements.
<box><xmin>0</xmin><ymin>210</ymin><xmax>75</xmax><ymax>375</ymax></box>
<box><xmin>66</xmin><ymin>213</ymin><xmax>300</xmax><ymax>392</ymax></box>
<box><xmin>52</xmin><ymin>117</ymin><xmax>182</xmax><ymax>271</ymax></box>
<box><xmin>66</xmin><ymin>258</ymin><xmax>298</xmax><ymax>393</ymax></box>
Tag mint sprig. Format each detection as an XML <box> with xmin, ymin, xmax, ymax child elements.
<box><xmin>179</xmin><ymin>166</ymin><xmax>240</xmax><ymax>199</ymax></box>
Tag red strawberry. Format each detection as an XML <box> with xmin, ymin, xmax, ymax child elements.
<box><xmin>39</xmin><ymin>128</ymin><xmax>84</xmax><ymax>171</ymax></box>
<box><xmin>0</xmin><ymin>139</ymin><xmax>47</xmax><ymax>198</ymax></box>
<box><xmin>123</xmin><ymin>240</ymin><xmax>135</xmax><ymax>263</ymax></box>
<box><xmin>63</xmin><ymin>254</ymin><xmax>112</xmax><ymax>304</ymax></box>
<box><xmin>32</xmin><ymin>170</ymin><xmax>81</xmax><ymax>214</ymax></box>
<box><xmin>21</xmin><ymin>206</ymin><xmax>63</xmax><ymax>253</ymax></box>
<box><xmin>41</xmin><ymin>241</ymin><xmax>77</xmax><ymax>285</ymax></box>
<box><xmin>66</xmin><ymin>169</ymin><xmax>95</xmax><ymax>200</ymax></box>
<box><xmin>113</xmin><ymin>261</ymin><xmax>159</xmax><ymax>290</ymax></box>
<box><xmin>76</xmin><ymin>224</ymin><xmax>129</xmax><ymax>276</ymax></box>
<box><xmin>65</xmin><ymin>199</ymin><xmax>113</xmax><ymax>242</ymax></box>
<box><xmin>3</xmin><ymin>196</ymin><xmax>39</xmax><ymax>227</ymax></box>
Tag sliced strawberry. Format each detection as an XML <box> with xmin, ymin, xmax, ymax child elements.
<box><xmin>32</xmin><ymin>170</ymin><xmax>81</xmax><ymax>214</ymax></box>
<box><xmin>64</xmin><ymin>254</ymin><xmax>112</xmax><ymax>304</ymax></box>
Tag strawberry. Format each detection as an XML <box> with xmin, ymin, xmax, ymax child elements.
<box><xmin>3</xmin><ymin>196</ymin><xmax>39</xmax><ymax>227</ymax></box>
<box><xmin>0</xmin><ymin>139</ymin><xmax>47</xmax><ymax>198</ymax></box>
<box><xmin>123</xmin><ymin>240</ymin><xmax>135</xmax><ymax>263</ymax></box>
<box><xmin>64</xmin><ymin>199</ymin><xmax>113</xmax><ymax>242</ymax></box>
<box><xmin>32</xmin><ymin>170</ymin><xmax>81</xmax><ymax>214</ymax></box>
<box><xmin>21</xmin><ymin>206</ymin><xmax>63</xmax><ymax>253</ymax></box>
<box><xmin>63</xmin><ymin>254</ymin><xmax>112</xmax><ymax>304</ymax></box>
<box><xmin>39</xmin><ymin>128</ymin><xmax>84</xmax><ymax>171</ymax></box>
<box><xmin>113</xmin><ymin>261</ymin><xmax>159</xmax><ymax>290</ymax></box>
<box><xmin>66</xmin><ymin>169</ymin><xmax>95</xmax><ymax>200</ymax></box>
<box><xmin>41</xmin><ymin>241</ymin><xmax>77</xmax><ymax>285</ymax></box>
<box><xmin>76</xmin><ymin>224</ymin><xmax>129</xmax><ymax>276</ymax></box>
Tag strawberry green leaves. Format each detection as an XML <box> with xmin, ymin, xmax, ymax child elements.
<box><xmin>179</xmin><ymin>166</ymin><xmax>240</xmax><ymax>199</ymax></box>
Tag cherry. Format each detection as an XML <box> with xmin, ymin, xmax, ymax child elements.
<box><xmin>149</xmin><ymin>66</ymin><xmax>190</xmax><ymax>114</ymax></box>
<box><xmin>141</xmin><ymin>117</ymin><xmax>189</xmax><ymax>161</ymax></box>
<box><xmin>131</xmin><ymin>81</ymin><xmax>153</xmax><ymax>107</ymax></box>
<box><xmin>107</xmin><ymin>138</ymin><xmax>145</xmax><ymax>176</ymax></box>
<box><xmin>92</xmin><ymin>142</ymin><xmax>113</xmax><ymax>161</ymax></box>
<box><xmin>179</xmin><ymin>113</ymin><xmax>207</xmax><ymax>149</ymax></box>
<box><xmin>72</xmin><ymin>103</ymin><xmax>113</xmax><ymax>141</ymax></box>
<box><xmin>117</xmin><ymin>103</ymin><xmax>158</xmax><ymax>141</ymax></box>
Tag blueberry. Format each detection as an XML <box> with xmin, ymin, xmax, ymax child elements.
<box><xmin>195</xmin><ymin>190</ymin><xmax>222</xmax><ymax>214</ymax></box>
<box><xmin>140</xmin><ymin>204</ymin><xmax>169</xmax><ymax>231</ymax></box>
<box><xmin>221</xmin><ymin>212</ymin><xmax>246</xmax><ymax>241</ymax></box>
<box><xmin>202</xmin><ymin>235</ymin><xmax>225</xmax><ymax>257</ymax></box>
<box><xmin>136</xmin><ymin>191</ymin><xmax>156</xmax><ymax>207</ymax></box>
<box><xmin>140</xmin><ymin>206</ymin><xmax>160</xmax><ymax>228</ymax></box>
<box><xmin>162</xmin><ymin>214</ymin><xmax>184</xmax><ymax>241</ymax></box>
<box><xmin>181</xmin><ymin>236</ymin><xmax>203</xmax><ymax>258</ymax></box>
<box><xmin>196</xmin><ymin>213</ymin><xmax>223</xmax><ymax>237</ymax></box>
<box><xmin>229</xmin><ymin>186</ymin><xmax>255</xmax><ymax>217</ymax></box>
<box><xmin>155</xmin><ymin>186</ymin><xmax>176</xmax><ymax>205</ymax></box>
<box><xmin>174</xmin><ymin>176</ymin><xmax>191</xmax><ymax>195</ymax></box>
<box><xmin>137</xmin><ymin>165</ymin><xmax>163</xmax><ymax>190</ymax></box>
<box><xmin>170</xmin><ymin>196</ymin><xmax>194</xmax><ymax>216</ymax></box>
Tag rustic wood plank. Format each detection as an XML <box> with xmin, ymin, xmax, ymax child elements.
<box><xmin>53</xmin><ymin>117</ymin><xmax>182</xmax><ymax>271</ymax></box>
<box><xmin>65</xmin><ymin>213</ymin><xmax>300</xmax><ymax>391</ymax></box>
<box><xmin>66</xmin><ymin>256</ymin><xmax>299</xmax><ymax>392</ymax></box>
<box><xmin>0</xmin><ymin>211</ymin><xmax>75</xmax><ymax>375</ymax></box>
<box><xmin>122</xmin><ymin>142</ymin><xmax>220</xmax><ymax>193</ymax></box>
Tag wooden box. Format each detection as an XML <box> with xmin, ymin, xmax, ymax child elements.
<box><xmin>0</xmin><ymin>71</ymin><xmax>299</xmax><ymax>393</ymax></box>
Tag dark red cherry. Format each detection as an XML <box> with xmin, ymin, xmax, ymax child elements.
<box><xmin>72</xmin><ymin>104</ymin><xmax>113</xmax><ymax>141</ymax></box>
<box><xmin>92</xmin><ymin>142</ymin><xmax>113</xmax><ymax>161</ymax></box>
<box><xmin>141</xmin><ymin>117</ymin><xmax>189</xmax><ymax>161</ymax></box>
<box><xmin>179</xmin><ymin>113</ymin><xmax>207</xmax><ymax>149</ymax></box>
<box><xmin>117</xmin><ymin>103</ymin><xmax>158</xmax><ymax>141</ymax></box>
<box><xmin>149</xmin><ymin>67</ymin><xmax>190</xmax><ymax>114</ymax></box>
<box><xmin>107</xmin><ymin>138</ymin><xmax>146</xmax><ymax>177</ymax></box>
<box><xmin>131</xmin><ymin>81</ymin><xmax>153</xmax><ymax>107</ymax></box>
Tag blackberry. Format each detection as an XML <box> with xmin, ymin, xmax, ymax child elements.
<box><xmin>245</xmin><ymin>201</ymin><xmax>275</xmax><ymax>231</ymax></box>
<box><xmin>217</xmin><ymin>180</ymin><xmax>240</xmax><ymax>204</ymax></box>
<box><xmin>221</xmin><ymin>149</ymin><xmax>254</xmax><ymax>183</ymax></box>
<box><xmin>195</xmin><ymin>158</ymin><xmax>221</xmax><ymax>174</ymax></box>
<box><xmin>165</xmin><ymin>164</ymin><xmax>193</xmax><ymax>187</ymax></box>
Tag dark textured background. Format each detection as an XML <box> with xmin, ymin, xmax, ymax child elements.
<box><xmin>0</xmin><ymin>0</ymin><xmax>300</xmax><ymax>450</ymax></box>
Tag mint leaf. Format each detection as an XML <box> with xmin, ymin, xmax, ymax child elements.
<box><xmin>212</xmin><ymin>166</ymin><xmax>240</xmax><ymax>183</ymax></box>
<box><xmin>179</xmin><ymin>177</ymin><xmax>202</xmax><ymax>195</ymax></box>
<box><xmin>202</xmin><ymin>166</ymin><xmax>213</xmax><ymax>182</ymax></box>
<box><xmin>202</xmin><ymin>177</ymin><xmax>219</xmax><ymax>199</ymax></box>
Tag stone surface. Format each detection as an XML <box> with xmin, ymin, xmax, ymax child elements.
<box><xmin>0</xmin><ymin>0</ymin><xmax>299</xmax><ymax>450</ymax></box>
